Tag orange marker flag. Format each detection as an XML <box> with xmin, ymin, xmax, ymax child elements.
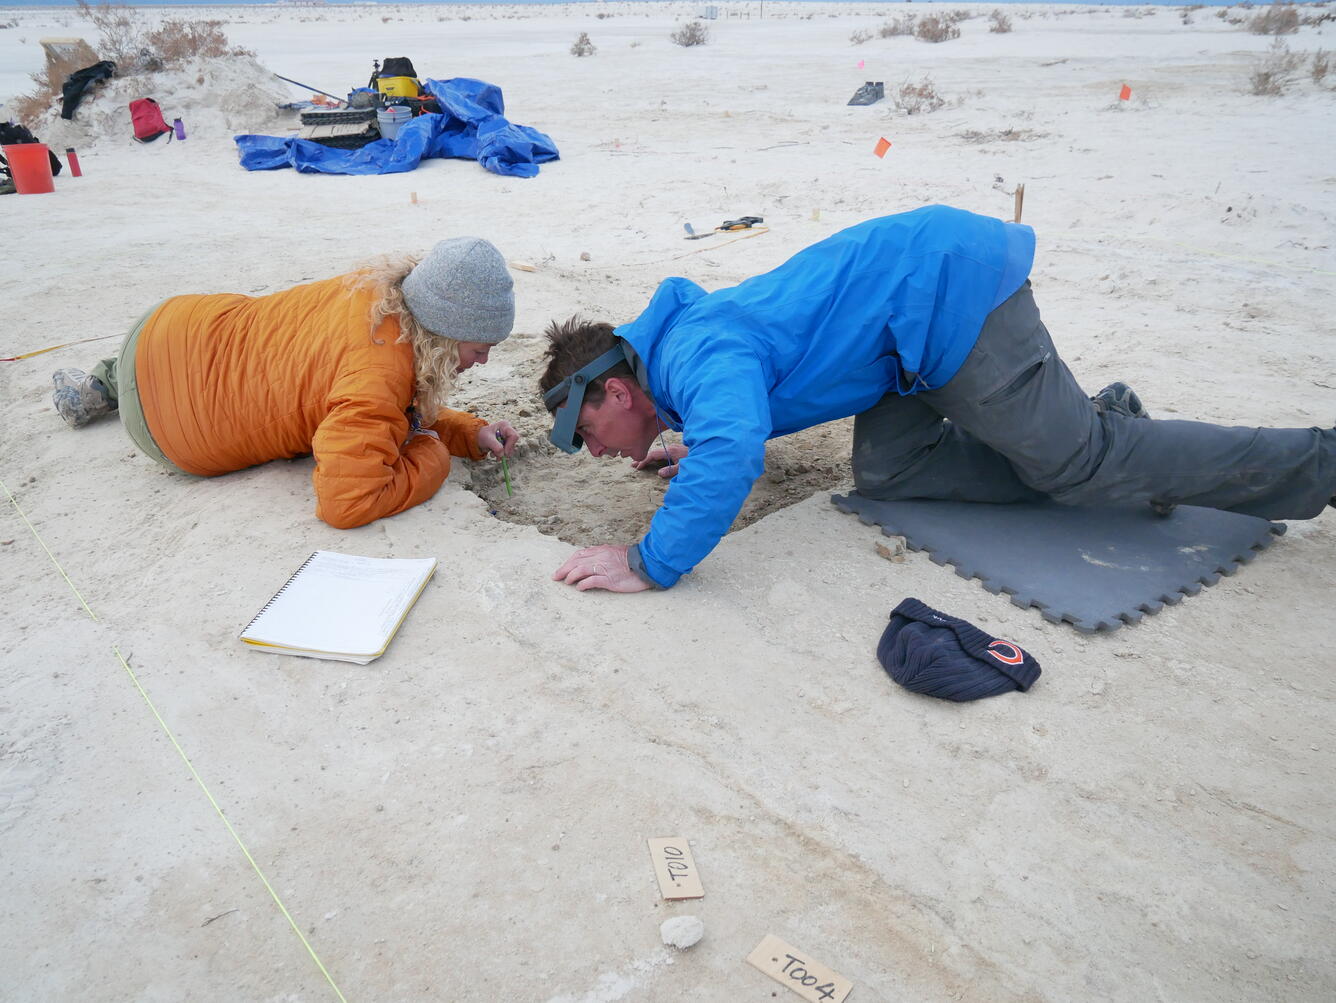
<box><xmin>873</xmin><ymin>137</ymin><xmax>892</xmax><ymax>158</ymax></box>
<box><xmin>1119</xmin><ymin>84</ymin><xmax>1132</xmax><ymax>101</ymax></box>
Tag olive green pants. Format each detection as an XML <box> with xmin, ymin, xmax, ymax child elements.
<box><xmin>90</xmin><ymin>305</ymin><xmax>185</xmax><ymax>474</ymax></box>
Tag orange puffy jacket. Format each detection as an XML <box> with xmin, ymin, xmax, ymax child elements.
<box><xmin>134</xmin><ymin>274</ymin><xmax>487</xmax><ymax>529</ymax></box>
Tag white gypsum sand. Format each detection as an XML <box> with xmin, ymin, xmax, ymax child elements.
<box><xmin>2</xmin><ymin>3</ymin><xmax>1335</xmax><ymax>1000</ymax></box>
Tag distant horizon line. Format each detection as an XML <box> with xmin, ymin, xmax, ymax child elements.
<box><xmin>0</xmin><ymin>0</ymin><xmax>1308</xmax><ymax>9</ymax></box>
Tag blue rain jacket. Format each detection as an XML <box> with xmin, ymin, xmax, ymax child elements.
<box><xmin>619</xmin><ymin>205</ymin><xmax>1035</xmax><ymax>588</ymax></box>
<box><xmin>234</xmin><ymin>77</ymin><xmax>558</xmax><ymax>178</ymax></box>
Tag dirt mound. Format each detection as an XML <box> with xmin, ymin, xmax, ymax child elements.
<box><xmin>27</xmin><ymin>54</ymin><xmax>293</xmax><ymax>151</ymax></box>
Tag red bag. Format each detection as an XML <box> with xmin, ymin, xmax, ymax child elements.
<box><xmin>129</xmin><ymin>97</ymin><xmax>171</xmax><ymax>143</ymax></box>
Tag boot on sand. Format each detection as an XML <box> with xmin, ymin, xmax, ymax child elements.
<box><xmin>52</xmin><ymin>368</ymin><xmax>116</xmax><ymax>428</ymax></box>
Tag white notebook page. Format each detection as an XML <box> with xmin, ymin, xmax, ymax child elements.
<box><xmin>242</xmin><ymin>551</ymin><xmax>437</xmax><ymax>656</ymax></box>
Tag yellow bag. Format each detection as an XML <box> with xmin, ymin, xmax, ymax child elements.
<box><xmin>377</xmin><ymin>75</ymin><xmax>419</xmax><ymax>99</ymax></box>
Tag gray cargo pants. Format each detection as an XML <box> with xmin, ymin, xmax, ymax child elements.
<box><xmin>852</xmin><ymin>282</ymin><xmax>1336</xmax><ymax>520</ymax></box>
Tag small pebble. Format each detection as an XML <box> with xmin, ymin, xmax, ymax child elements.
<box><xmin>660</xmin><ymin>915</ymin><xmax>704</xmax><ymax>950</ymax></box>
<box><xmin>579</xmin><ymin>251</ymin><xmax>591</xmax><ymax>261</ymax></box>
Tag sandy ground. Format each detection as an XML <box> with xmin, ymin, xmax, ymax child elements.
<box><xmin>3</xmin><ymin>3</ymin><xmax>1336</xmax><ymax>1000</ymax></box>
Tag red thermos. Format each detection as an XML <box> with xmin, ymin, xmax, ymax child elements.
<box><xmin>65</xmin><ymin>147</ymin><xmax>82</xmax><ymax>177</ymax></box>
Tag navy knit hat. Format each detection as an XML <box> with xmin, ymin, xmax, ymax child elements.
<box><xmin>877</xmin><ymin>598</ymin><xmax>1041</xmax><ymax>701</ymax></box>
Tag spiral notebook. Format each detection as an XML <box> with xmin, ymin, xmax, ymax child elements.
<box><xmin>241</xmin><ymin>551</ymin><xmax>437</xmax><ymax>664</ymax></box>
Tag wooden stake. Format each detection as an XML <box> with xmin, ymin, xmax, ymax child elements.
<box><xmin>1014</xmin><ymin>183</ymin><xmax>1025</xmax><ymax>223</ymax></box>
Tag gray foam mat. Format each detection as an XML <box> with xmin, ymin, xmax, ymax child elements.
<box><xmin>832</xmin><ymin>493</ymin><xmax>1285</xmax><ymax>633</ymax></box>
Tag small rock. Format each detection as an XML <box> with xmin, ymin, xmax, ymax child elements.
<box><xmin>1090</xmin><ymin>678</ymin><xmax>1106</xmax><ymax>696</ymax></box>
<box><xmin>660</xmin><ymin>915</ymin><xmax>704</xmax><ymax>950</ymax></box>
<box><xmin>579</xmin><ymin>251</ymin><xmax>591</xmax><ymax>261</ymax></box>
<box><xmin>876</xmin><ymin>537</ymin><xmax>907</xmax><ymax>563</ymax></box>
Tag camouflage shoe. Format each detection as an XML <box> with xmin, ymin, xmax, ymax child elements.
<box><xmin>52</xmin><ymin>368</ymin><xmax>116</xmax><ymax>428</ymax></box>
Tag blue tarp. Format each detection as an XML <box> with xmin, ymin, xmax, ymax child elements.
<box><xmin>234</xmin><ymin>77</ymin><xmax>559</xmax><ymax>178</ymax></box>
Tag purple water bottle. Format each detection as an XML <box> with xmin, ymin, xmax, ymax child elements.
<box><xmin>172</xmin><ymin>117</ymin><xmax>186</xmax><ymax>140</ymax></box>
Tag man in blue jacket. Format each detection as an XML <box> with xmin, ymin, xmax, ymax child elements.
<box><xmin>541</xmin><ymin>205</ymin><xmax>1336</xmax><ymax>593</ymax></box>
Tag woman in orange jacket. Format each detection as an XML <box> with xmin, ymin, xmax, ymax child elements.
<box><xmin>52</xmin><ymin>237</ymin><xmax>519</xmax><ymax>529</ymax></box>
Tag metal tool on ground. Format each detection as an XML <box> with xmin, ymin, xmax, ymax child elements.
<box><xmin>273</xmin><ymin>73</ymin><xmax>346</xmax><ymax>105</ymax></box>
<box><xmin>683</xmin><ymin>215</ymin><xmax>765</xmax><ymax>240</ymax></box>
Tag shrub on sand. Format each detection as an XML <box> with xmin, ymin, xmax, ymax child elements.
<box><xmin>144</xmin><ymin>19</ymin><xmax>252</xmax><ymax>65</ymax></box>
<box><xmin>8</xmin><ymin>38</ymin><xmax>97</xmax><ymax>122</ymax></box>
<box><xmin>1312</xmin><ymin>49</ymin><xmax>1330</xmax><ymax>84</ymax></box>
<box><xmin>915</xmin><ymin>15</ymin><xmax>961</xmax><ymax>44</ymax></box>
<box><xmin>894</xmin><ymin>76</ymin><xmax>946</xmax><ymax>115</ymax></box>
<box><xmin>1248</xmin><ymin>4</ymin><xmax>1299</xmax><ymax>34</ymax></box>
<box><xmin>879</xmin><ymin>15</ymin><xmax>916</xmax><ymax>38</ymax></box>
<box><xmin>570</xmin><ymin>31</ymin><xmax>596</xmax><ymax>57</ymax></box>
<box><xmin>989</xmin><ymin>10</ymin><xmax>1013</xmax><ymax>33</ymax></box>
<box><xmin>74</xmin><ymin>0</ymin><xmax>250</xmax><ymax>69</ymax></box>
<box><xmin>671</xmin><ymin>21</ymin><xmax>709</xmax><ymax>47</ymax></box>
<box><xmin>850</xmin><ymin>28</ymin><xmax>873</xmax><ymax>45</ymax></box>
<box><xmin>1249</xmin><ymin>38</ymin><xmax>1304</xmax><ymax>95</ymax></box>
<box><xmin>10</xmin><ymin>1</ymin><xmax>251</xmax><ymax>125</ymax></box>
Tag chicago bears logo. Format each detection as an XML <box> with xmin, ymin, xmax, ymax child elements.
<box><xmin>987</xmin><ymin>640</ymin><xmax>1024</xmax><ymax>665</ymax></box>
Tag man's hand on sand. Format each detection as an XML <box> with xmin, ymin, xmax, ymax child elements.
<box><xmin>553</xmin><ymin>544</ymin><xmax>652</xmax><ymax>593</ymax></box>
<box><xmin>478</xmin><ymin>420</ymin><xmax>519</xmax><ymax>459</ymax></box>
<box><xmin>631</xmin><ymin>443</ymin><xmax>689</xmax><ymax>479</ymax></box>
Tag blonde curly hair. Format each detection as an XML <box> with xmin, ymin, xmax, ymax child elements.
<box><xmin>347</xmin><ymin>254</ymin><xmax>463</xmax><ymax>424</ymax></box>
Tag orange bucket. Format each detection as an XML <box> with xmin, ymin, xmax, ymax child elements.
<box><xmin>3</xmin><ymin>143</ymin><xmax>55</xmax><ymax>194</ymax></box>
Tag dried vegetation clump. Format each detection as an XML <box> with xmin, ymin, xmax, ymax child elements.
<box><xmin>894</xmin><ymin>77</ymin><xmax>946</xmax><ymax>115</ymax></box>
<box><xmin>850</xmin><ymin>27</ymin><xmax>873</xmax><ymax>45</ymax></box>
<box><xmin>570</xmin><ymin>31</ymin><xmax>596</xmax><ymax>57</ymax></box>
<box><xmin>670</xmin><ymin>21</ymin><xmax>710</xmax><ymax>47</ymax></box>
<box><xmin>1249</xmin><ymin>38</ymin><xmax>1305</xmax><ymax>94</ymax></box>
<box><xmin>915</xmin><ymin>15</ymin><xmax>961</xmax><ymax>44</ymax></box>
<box><xmin>1248</xmin><ymin>4</ymin><xmax>1299</xmax><ymax>34</ymax></box>
<box><xmin>959</xmin><ymin>127</ymin><xmax>1047</xmax><ymax>144</ymax></box>
<box><xmin>142</xmin><ymin>18</ymin><xmax>252</xmax><ymax>65</ymax></box>
<box><xmin>989</xmin><ymin>10</ymin><xmax>1013</xmax><ymax>33</ymax></box>
<box><xmin>879</xmin><ymin>15</ymin><xmax>916</xmax><ymax>38</ymax></box>
<box><xmin>73</xmin><ymin>0</ymin><xmax>252</xmax><ymax>68</ymax></box>
<box><xmin>9</xmin><ymin>38</ymin><xmax>99</xmax><ymax>122</ymax></box>
<box><xmin>9</xmin><ymin>1</ymin><xmax>253</xmax><ymax>125</ymax></box>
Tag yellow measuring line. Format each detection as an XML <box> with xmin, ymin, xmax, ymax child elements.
<box><xmin>1</xmin><ymin>331</ymin><xmax>122</xmax><ymax>363</ymax></box>
<box><xmin>670</xmin><ymin>225</ymin><xmax>771</xmax><ymax>261</ymax></box>
<box><xmin>111</xmin><ymin>646</ymin><xmax>349</xmax><ymax>1002</ymax></box>
<box><xmin>2</xmin><ymin>478</ymin><xmax>99</xmax><ymax>621</ymax></box>
<box><xmin>2</xmin><ymin>476</ymin><xmax>348</xmax><ymax>1003</ymax></box>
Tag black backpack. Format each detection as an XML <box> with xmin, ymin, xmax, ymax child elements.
<box><xmin>380</xmin><ymin>57</ymin><xmax>417</xmax><ymax>78</ymax></box>
<box><xmin>368</xmin><ymin>56</ymin><xmax>419</xmax><ymax>89</ymax></box>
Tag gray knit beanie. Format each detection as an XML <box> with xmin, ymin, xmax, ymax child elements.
<box><xmin>401</xmin><ymin>237</ymin><xmax>514</xmax><ymax>345</ymax></box>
